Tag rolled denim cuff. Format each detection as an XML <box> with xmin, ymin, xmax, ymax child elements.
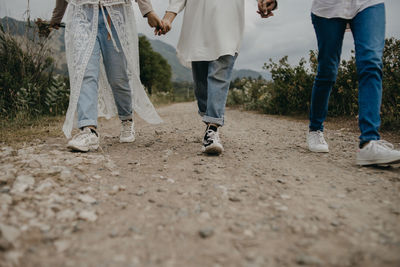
<box><xmin>78</xmin><ymin>119</ymin><xmax>97</xmax><ymax>129</ymax></box>
<box><xmin>309</xmin><ymin>126</ymin><xmax>324</xmax><ymax>132</ymax></box>
<box><xmin>202</xmin><ymin>115</ymin><xmax>224</xmax><ymax>126</ymax></box>
<box><xmin>119</xmin><ymin>114</ymin><xmax>133</xmax><ymax>121</ymax></box>
<box><xmin>198</xmin><ymin>111</ymin><xmax>206</xmax><ymax>117</ymax></box>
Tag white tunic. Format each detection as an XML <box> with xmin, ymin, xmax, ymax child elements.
<box><xmin>167</xmin><ymin>0</ymin><xmax>245</xmax><ymax>66</ymax></box>
<box><xmin>311</xmin><ymin>0</ymin><xmax>384</xmax><ymax>19</ymax></box>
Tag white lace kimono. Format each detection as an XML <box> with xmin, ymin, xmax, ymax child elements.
<box><xmin>63</xmin><ymin>0</ymin><xmax>162</xmax><ymax>138</ymax></box>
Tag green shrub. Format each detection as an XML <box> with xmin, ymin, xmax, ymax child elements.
<box><xmin>228</xmin><ymin>77</ymin><xmax>272</xmax><ymax>111</ymax></box>
<box><xmin>150</xmin><ymin>81</ymin><xmax>195</xmax><ymax>106</ymax></box>
<box><xmin>0</xmin><ymin>23</ymin><xmax>69</xmax><ymax>120</ymax></box>
<box><xmin>262</xmin><ymin>56</ymin><xmax>315</xmax><ymax>115</ymax></box>
<box><xmin>170</xmin><ymin>81</ymin><xmax>195</xmax><ymax>102</ymax></box>
<box><xmin>381</xmin><ymin>38</ymin><xmax>400</xmax><ymax>129</ymax></box>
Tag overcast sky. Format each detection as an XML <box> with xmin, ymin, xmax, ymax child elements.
<box><xmin>1</xmin><ymin>0</ymin><xmax>399</xmax><ymax>72</ymax></box>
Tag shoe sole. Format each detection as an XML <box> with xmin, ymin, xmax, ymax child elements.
<box><xmin>67</xmin><ymin>144</ymin><xmax>99</xmax><ymax>152</ymax></box>
<box><xmin>202</xmin><ymin>144</ymin><xmax>224</xmax><ymax>155</ymax></box>
<box><xmin>356</xmin><ymin>157</ymin><xmax>400</xmax><ymax>166</ymax></box>
<box><xmin>120</xmin><ymin>137</ymin><xmax>136</xmax><ymax>143</ymax></box>
<box><xmin>308</xmin><ymin>147</ymin><xmax>329</xmax><ymax>153</ymax></box>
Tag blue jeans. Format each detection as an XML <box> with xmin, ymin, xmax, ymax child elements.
<box><xmin>192</xmin><ymin>55</ymin><xmax>237</xmax><ymax>126</ymax></box>
<box><xmin>309</xmin><ymin>3</ymin><xmax>385</xmax><ymax>145</ymax></box>
<box><xmin>77</xmin><ymin>9</ymin><xmax>132</xmax><ymax>129</ymax></box>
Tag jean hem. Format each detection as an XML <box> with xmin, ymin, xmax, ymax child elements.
<box><xmin>203</xmin><ymin>115</ymin><xmax>224</xmax><ymax>126</ymax></box>
<box><xmin>309</xmin><ymin>125</ymin><xmax>324</xmax><ymax>132</ymax></box>
<box><xmin>359</xmin><ymin>136</ymin><xmax>380</xmax><ymax>142</ymax></box>
<box><xmin>78</xmin><ymin>119</ymin><xmax>97</xmax><ymax>129</ymax></box>
<box><xmin>119</xmin><ymin>114</ymin><xmax>133</xmax><ymax>121</ymax></box>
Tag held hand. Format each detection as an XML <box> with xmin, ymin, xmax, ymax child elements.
<box><xmin>146</xmin><ymin>11</ymin><xmax>162</xmax><ymax>31</ymax></box>
<box><xmin>156</xmin><ymin>12</ymin><xmax>177</xmax><ymax>36</ymax></box>
<box><xmin>36</xmin><ymin>18</ymin><xmax>58</xmax><ymax>38</ymax></box>
<box><xmin>159</xmin><ymin>19</ymin><xmax>172</xmax><ymax>35</ymax></box>
<box><xmin>50</xmin><ymin>22</ymin><xmax>60</xmax><ymax>30</ymax></box>
<box><xmin>154</xmin><ymin>20</ymin><xmax>170</xmax><ymax>36</ymax></box>
<box><xmin>257</xmin><ymin>10</ymin><xmax>274</xmax><ymax>18</ymax></box>
<box><xmin>257</xmin><ymin>0</ymin><xmax>277</xmax><ymax>18</ymax></box>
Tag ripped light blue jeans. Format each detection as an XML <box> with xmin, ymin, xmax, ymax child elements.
<box><xmin>77</xmin><ymin>8</ymin><xmax>132</xmax><ymax>129</ymax></box>
<box><xmin>192</xmin><ymin>54</ymin><xmax>237</xmax><ymax>126</ymax></box>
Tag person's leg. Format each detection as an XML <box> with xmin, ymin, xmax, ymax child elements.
<box><xmin>192</xmin><ymin>61</ymin><xmax>209</xmax><ymax>117</ymax></box>
<box><xmin>98</xmin><ymin>9</ymin><xmax>135</xmax><ymax>143</ymax></box>
<box><xmin>99</xmin><ymin>10</ymin><xmax>133</xmax><ymax>122</ymax></box>
<box><xmin>67</xmin><ymin>29</ymin><xmax>101</xmax><ymax>152</ymax></box>
<box><xmin>351</xmin><ymin>3</ymin><xmax>400</xmax><ymax>166</ymax></box>
<box><xmin>76</xmin><ymin>36</ymin><xmax>101</xmax><ymax>129</ymax></box>
<box><xmin>198</xmin><ymin>55</ymin><xmax>236</xmax><ymax>155</ymax></box>
<box><xmin>309</xmin><ymin>14</ymin><xmax>347</xmax><ymax>132</ymax></box>
<box><xmin>307</xmin><ymin>14</ymin><xmax>347</xmax><ymax>153</ymax></box>
<box><xmin>350</xmin><ymin>3</ymin><xmax>385</xmax><ymax>146</ymax></box>
<box><xmin>203</xmin><ymin>54</ymin><xmax>237</xmax><ymax>126</ymax></box>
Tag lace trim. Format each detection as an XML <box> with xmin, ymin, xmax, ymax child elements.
<box><xmin>107</xmin><ymin>5</ymin><xmax>162</xmax><ymax>124</ymax></box>
<box><xmin>63</xmin><ymin>5</ymin><xmax>99</xmax><ymax>137</ymax></box>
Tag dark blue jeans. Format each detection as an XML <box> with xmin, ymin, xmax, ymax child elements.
<box><xmin>309</xmin><ymin>3</ymin><xmax>385</xmax><ymax>145</ymax></box>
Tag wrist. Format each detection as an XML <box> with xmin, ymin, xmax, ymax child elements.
<box><xmin>144</xmin><ymin>10</ymin><xmax>155</xmax><ymax>18</ymax></box>
<box><xmin>163</xmin><ymin>11</ymin><xmax>177</xmax><ymax>23</ymax></box>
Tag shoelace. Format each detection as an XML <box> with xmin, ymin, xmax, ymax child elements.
<box><xmin>206</xmin><ymin>130</ymin><xmax>220</xmax><ymax>142</ymax></box>
<box><xmin>372</xmin><ymin>140</ymin><xmax>394</xmax><ymax>150</ymax></box>
<box><xmin>310</xmin><ymin>131</ymin><xmax>326</xmax><ymax>145</ymax></box>
<box><xmin>318</xmin><ymin>134</ymin><xmax>327</xmax><ymax>145</ymax></box>
<box><xmin>121</xmin><ymin>121</ymin><xmax>132</xmax><ymax>136</ymax></box>
<box><xmin>72</xmin><ymin>130</ymin><xmax>93</xmax><ymax>141</ymax></box>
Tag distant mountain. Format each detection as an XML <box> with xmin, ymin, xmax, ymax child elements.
<box><xmin>146</xmin><ymin>38</ymin><xmax>193</xmax><ymax>82</ymax></box>
<box><xmin>0</xmin><ymin>16</ymin><xmax>28</xmax><ymax>36</ymax></box>
<box><xmin>1</xmin><ymin>17</ymin><xmax>271</xmax><ymax>82</ymax></box>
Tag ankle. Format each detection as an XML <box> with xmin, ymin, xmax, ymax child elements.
<box><xmin>359</xmin><ymin>141</ymin><xmax>370</xmax><ymax>149</ymax></box>
<box><xmin>207</xmin><ymin>123</ymin><xmax>219</xmax><ymax>132</ymax></box>
<box><xmin>82</xmin><ymin>126</ymin><xmax>98</xmax><ymax>136</ymax></box>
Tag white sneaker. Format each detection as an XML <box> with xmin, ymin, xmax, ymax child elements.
<box><xmin>307</xmin><ymin>130</ymin><xmax>329</xmax><ymax>153</ymax></box>
<box><xmin>202</xmin><ymin>126</ymin><xmax>224</xmax><ymax>155</ymax></box>
<box><xmin>67</xmin><ymin>127</ymin><xmax>99</xmax><ymax>152</ymax></box>
<box><xmin>356</xmin><ymin>140</ymin><xmax>400</xmax><ymax>166</ymax></box>
<box><xmin>120</xmin><ymin>120</ymin><xmax>135</xmax><ymax>143</ymax></box>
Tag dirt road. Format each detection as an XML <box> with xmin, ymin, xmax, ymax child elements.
<box><xmin>1</xmin><ymin>102</ymin><xmax>399</xmax><ymax>267</ymax></box>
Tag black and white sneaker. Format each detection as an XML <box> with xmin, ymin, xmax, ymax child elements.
<box><xmin>202</xmin><ymin>125</ymin><xmax>223</xmax><ymax>155</ymax></box>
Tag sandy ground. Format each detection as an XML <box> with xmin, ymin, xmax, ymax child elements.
<box><xmin>1</xmin><ymin>102</ymin><xmax>399</xmax><ymax>267</ymax></box>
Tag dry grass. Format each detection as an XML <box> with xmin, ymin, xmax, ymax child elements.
<box><xmin>0</xmin><ymin>116</ymin><xmax>64</xmax><ymax>146</ymax></box>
